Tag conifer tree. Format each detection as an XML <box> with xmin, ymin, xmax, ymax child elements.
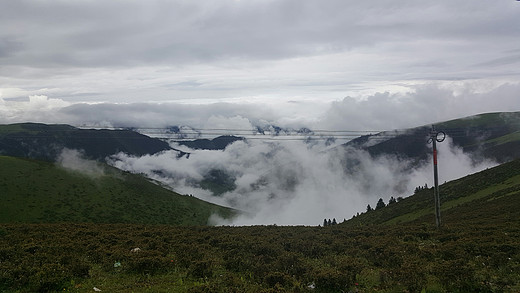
<box><xmin>376</xmin><ymin>198</ymin><xmax>386</xmax><ymax>209</ymax></box>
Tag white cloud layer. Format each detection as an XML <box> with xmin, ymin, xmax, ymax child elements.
<box><xmin>57</xmin><ymin>149</ymin><xmax>106</xmax><ymax>177</ymax></box>
<box><xmin>108</xmin><ymin>135</ymin><xmax>496</xmax><ymax>226</ymax></box>
<box><xmin>0</xmin><ymin>82</ymin><xmax>518</xmax><ymax>133</ymax></box>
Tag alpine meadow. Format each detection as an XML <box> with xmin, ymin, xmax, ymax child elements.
<box><xmin>2</xmin><ymin>1</ymin><xmax>520</xmax><ymax>292</ymax></box>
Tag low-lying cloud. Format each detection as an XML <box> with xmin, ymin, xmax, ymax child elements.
<box><xmin>109</xmin><ymin>135</ymin><xmax>496</xmax><ymax>226</ymax></box>
<box><xmin>57</xmin><ymin>148</ymin><xmax>106</xmax><ymax>177</ymax></box>
<box><xmin>1</xmin><ymin>82</ymin><xmax>519</xmax><ymax>133</ymax></box>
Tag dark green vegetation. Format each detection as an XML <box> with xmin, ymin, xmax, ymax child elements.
<box><xmin>1</xmin><ymin>220</ymin><xmax>517</xmax><ymax>293</ymax></box>
<box><xmin>345</xmin><ymin>111</ymin><xmax>520</xmax><ymax>164</ymax></box>
<box><xmin>199</xmin><ymin>169</ymin><xmax>237</xmax><ymax>196</ymax></box>
<box><xmin>0</xmin><ymin>123</ymin><xmax>175</xmax><ymax>161</ymax></box>
<box><xmin>176</xmin><ymin>136</ymin><xmax>244</xmax><ymax>150</ymax></box>
<box><xmin>0</xmin><ymin>156</ymin><xmax>235</xmax><ymax>225</ymax></box>
<box><xmin>2</xmin><ymin>159</ymin><xmax>520</xmax><ymax>292</ymax></box>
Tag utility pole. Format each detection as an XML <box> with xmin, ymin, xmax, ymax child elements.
<box><xmin>429</xmin><ymin>125</ymin><xmax>445</xmax><ymax>228</ymax></box>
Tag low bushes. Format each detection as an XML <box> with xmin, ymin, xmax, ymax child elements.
<box><xmin>0</xmin><ymin>222</ymin><xmax>519</xmax><ymax>292</ymax></box>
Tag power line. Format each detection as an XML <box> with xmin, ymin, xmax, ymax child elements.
<box><xmin>1</xmin><ymin>124</ymin><xmax>515</xmax><ymax>142</ymax></box>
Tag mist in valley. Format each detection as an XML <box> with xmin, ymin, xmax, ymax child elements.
<box><xmin>108</xmin><ymin>134</ymin><xmax>496</xmax><ymax>226</ymax></box>
<box><xmin>57</xmin><ymin>149</ymin><xmax>107</xmax><ymax>177</ymax></box>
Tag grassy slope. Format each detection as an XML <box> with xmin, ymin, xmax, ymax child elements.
<box><xmin>345</xmin><ymin>158</ymin><xmax>520</xmax><ymax>227</ymax></box>
<box><xmin>438</xmin><ymin>112</ymin><xmax>520</xmax><ymax>145</ymax></box>
<box><xmin>344</xmin><ymin>111</ymin><xmax>520</xmax><ymax>164</ymax></box>
<box><xmin>0</xmin><ymin>156</ymin><xmax>236</xmax><ymax>225</ymax></box>
<box><xmin>437</xmin><ymin>111</ymin><xmax>520</xmax><ymax>129</ymax></box>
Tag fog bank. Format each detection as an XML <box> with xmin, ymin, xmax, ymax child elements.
<box><xmin>109</xmin><ymin>136</ymin><xmax>495</xmax><ymax>225</ymax></box>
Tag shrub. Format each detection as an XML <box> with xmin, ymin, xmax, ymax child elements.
<box><xmin>188</xmin><ymin>260</ymin><xmax>216</xmax><ymax>279</ymax></box>
<box><xmin>29</xmin><ymin>263</ymin><xmax>71</xmax><ymax>293</ymax></box>
<box><xmin>356</xmin><ymin>268</ymin><xmax>381</xmax><ymax>290</ymax></box>
<box><xmin>313</xmin><ymin>267</ymin><xmax>350</xmax><ymax>292</ymax></box>
<box><xmin>126</xmin><ymin>251</ymin><xmax>170</xmax><ymax>275</ymax></box>
<box><xmin>263</xmin><ymin>272</ymin><xmax>294</xmax><ymax>288</ymax></box>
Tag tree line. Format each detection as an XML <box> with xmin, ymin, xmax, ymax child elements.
<box><xmin>324</xmin><ymin>184</ymin><xmax>429</xmax><ymax>226</ymax></box>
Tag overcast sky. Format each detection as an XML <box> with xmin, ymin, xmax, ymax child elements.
<box><xmin>1</xmin><ymin>0</ymin><xmax>519</xmax><ymax>130</ymax></box>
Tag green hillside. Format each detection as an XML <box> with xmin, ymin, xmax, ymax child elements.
<box><xmin>1</xmin><ymin>160</ymin><xmax>520</xmax><ymax>292</ymax></box>
<box><xmin>438</xmin><ymin>112</ymin><xmax>520</xmax><ymax>157</ymax></box>
<box><xmin>345</xmin><ymin>111</ymin><xmax>520</xmax><ymax>164</ymax></box>
<box><xmin>0</xmin><ymin>156</ymin><xmax>236</xmax><ymax>225</ymax></box>
<box><xmin>345</xmin><ymin>158</ymin><xmax>520</xmax><ymax>227</ymax></box>
<box><xmin>0</xmin><ymin>123</ymin><xmax>176</xmax><ymax>161</ymax></box>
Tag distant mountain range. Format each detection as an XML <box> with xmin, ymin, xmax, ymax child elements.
<box><xmin>180</xmin><ymin>112</ymin><xmax>520</xmax><ymax>196</ymax></box>
<box><xmin>136</xmin><ymin>124</ymin><xmax>333</xmax><ymax>149</ymax></box>
<box><xmin>137</xmin><ymin>124</ymin><xmax>317</xmax><ymax>140</ymax></box>
<box><xmin>137</xmin><ymin>112</ymin><xmax>520</xmax><ymax>164</ymax></box>
<box><xmin>2</xmin><ymin>111</ymin><xmax>519</xmax><ymax>200</ymax></box>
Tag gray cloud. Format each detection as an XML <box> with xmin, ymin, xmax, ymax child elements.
<box><xmin>58</xmin><ymin>102</ymin><xmax>274</xmax><ymax>129</ymax></box>
<box><xmin>0</xmin><ymin>37</ymin><xmax>22</xmax><ymax>58</ymax></box>
<box><xmin>1</xmin><ymin>0</ymin><xmax>519</xmax><ymax>69</ymax></box>
<box><xmin>474</xmin><ymin>54</ymin><xmax>520</xmax><ymax>68</ymax></box>
<box><xmin>1</xmin><ymin>1</ymin><xmax>519</xmax><ymax>104</ymax></box>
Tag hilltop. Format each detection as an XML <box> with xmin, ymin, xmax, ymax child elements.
<box><xmin>175</xmin><ymin>135</ymin><xmax>244</xmax><ymax>150</ymax></box>
<box><xmin>0</xmin><ymin>123</ymin><xmax>178</xmax><ymax>161</ymax></box>
<box><xmin>344</xmin><ymin>111</ymin><xmax>520</xmax><ymax>164</ymax></box>
<box><xmin>0</xmin><ymin>156</ymin><xmax>236</xmax><ymax>225</ymax></box>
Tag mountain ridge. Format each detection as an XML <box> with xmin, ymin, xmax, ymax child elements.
<box><xmin>175</xmin><ymin>135</ymin><xmax>244</xmax><ymax>150</ymax></box>
<box><xmin>0</xmin><ymin>122</ymin><xmax>179</xmax><ymax>161</ymax></box>
<box><xmin>343</xmin><ymin>111</ymin><xmax>520</xmax><ymax>164</ymax></box>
